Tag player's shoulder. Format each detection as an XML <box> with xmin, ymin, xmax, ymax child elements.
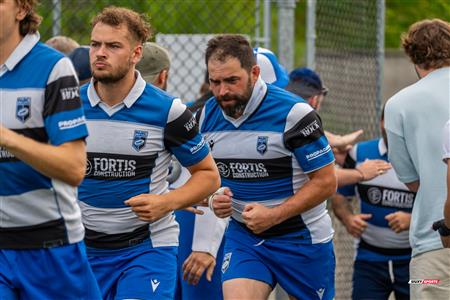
<box><xmin>30</xmin><ymin>42</ymin><xmax>65</xmax><ymax>65</ymax></box>
<box><xmin>355</xmin><ymin>138</ymin><xmax>382</xmax><ymax>160</ymax></box>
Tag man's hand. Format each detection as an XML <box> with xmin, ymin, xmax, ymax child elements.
<box><xmin>211</xmin><ymin>187</ymin><xmax>233</xmax><ymax>218</ymax></box>
<box><xmin>357</xmin><ymin>159</ymin><xmax>391</xmax><ymax>181</ymax></box>
<box><xmin>343</xmin><ymin>213</ymin><xmax>372</xmax><ymax>237</ymax></box>
<box><xmin>242</xmin><ymin>203</ymin><xmax>278</xmax><ymax>234</ymax></box>
<box><xmin>125</xmin><ymin>194</ymin><xmax>171</xmax><ymax>222</ymax></box>
<box><xmin>385</xmin><ymin>211</ymin><xmax>411</xmax><ymax>233</ymax></box>
<box><xmin>182</xmin><ymin>251</ymin><xmax>216</xmax><ymax>285</ymax></box>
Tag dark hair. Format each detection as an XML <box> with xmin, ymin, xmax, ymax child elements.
<box><xmin>91</xmin><ymin>6</ymin><xmax>152</xmax><ymax>44</ymax></box>
<box><xmin>205</xmin><ymin>34</ymin><xmax>256</xmax><ymax>72</ymax></box>
<box><xmin>401</xmin><ymin>19</ymin><xmax>450</xmax><ymax>70</ymax></box>
<box><xmin>16</xmin><ymin>0</ymin><xmax>42</xmax><ymax>36</ymax></box>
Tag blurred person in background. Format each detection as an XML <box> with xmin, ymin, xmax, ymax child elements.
<box><xmin>385</xmin><ymin>19</ymin><xmax>450</xmax><ymax>299</ymax></box>
<box><xmin>333</xmin><ymin>108</ymin><xmax>413</xmax><ymax>300</ymax></box>
<box><xmin>68</xmin><ymin>46</ymin><xmax>91</xmax><ymax>85</ymax></box>
<box><xmin>45</xmin><ymin>34</ymin><xmax>79</xmax><ymax>54</ymax></box>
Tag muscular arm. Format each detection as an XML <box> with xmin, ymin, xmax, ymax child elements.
<box><xmin>0</xmin><ymin>126</ymin><xmax>86</xmax><ymax>186</ymax></box>
<box><xmin>166</xmin><ymin>154</ymin><xmax>220</xmax><ymax>211</ymax></box>
<box><xmin>271</xmin><ymin>163</ymin><xmax>337</xmax><ymax>224</ymax></box>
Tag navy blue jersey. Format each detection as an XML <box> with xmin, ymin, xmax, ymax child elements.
<box><xmin>339</xmin><ymin>138</ymin><xmax>415</xmax><ymax>261</ymax></box>
<box><xmin>78</xmin><ymin>73</ymin><xmax>209</xmax><ymax>251</ymax></box>
<box><xmin>198</xmin><ymin>78</ymin><xmax>335</xmax><ymax>242</ymax></box>
<box><xmin>0</xmin><ymin>34</ymin><xmax>88</xmax><ymax>249</ymax></box>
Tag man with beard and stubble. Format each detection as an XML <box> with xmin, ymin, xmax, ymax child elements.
<box><xmin>77</xmin><ymin>7</ymin><xmax>220</xmax><ymax>300</ymax></box>
<box><xmin>201</xmin><ymin>34</ymin><xmax>337</xmax><ymax>300</ymax></box>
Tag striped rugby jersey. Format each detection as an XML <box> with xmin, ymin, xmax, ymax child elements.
<box><xmin>198</xmin><ymin>77</ymin><xmax>335</xmax><ymax>243</ymax></box>
<box><xmin>78</xmin><ymin>73</ymin><xmax>209</xmax><ymax>251</ymax></box>
<box><xmin>0</xmin><ymin>34</ymin><xmax>88</xmax><ymax>249</ymax></box>
<box><xmin>339</xmin><ymin>138</ymin><xmax>415</xmax><ymax>261</ymax></box>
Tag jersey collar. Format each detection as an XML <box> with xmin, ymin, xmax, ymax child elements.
<box><xmin>87</xmin><ymin>70</ymin><xmax>146</xmax><ymax>111</ymax></box>
<box><xmin>222</xmin><ymin>76</ymin><xmax>267</xmax><ymax>128</ymax></box>
<box><xmin>1</xmin><ymin>33</ymin><xmax>39</xmax><ymax>75</ymax></box>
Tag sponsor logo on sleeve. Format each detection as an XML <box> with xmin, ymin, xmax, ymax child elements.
<box><xmin>60</xmin><ymin>86</ymin><xmax>79</xmax><ymax>101</ymax></box>
<box><xmin>221</xmin><ymin>252</ymin><xmax>232</xmax><ymax>274</ymax></box>
<box><xmin>256</xmin><ymin>136</ymin><xmax>268</xmax><ymax>155</ymax></box>
<box><xmin>306</xmin><ymin>145</ymin><xmax>331</xmax><ymax>161</ymax></box>
<box><xmin>189</xmin><ymin>137</ymin><xmax>206</xmax><ymax>154</ymax></box>
<box><xmin>184</xmin><ymin>116</ymin><xmax>197</xmax><ymax>132</ymax></box>
<box><xmin>132</xmin><ymin>130</ymin><xmax>148</xmax><ymax>152</ymax></box>
<box><xmin>16</xmin><ymin>97</ymin><xmax>31</xmax><ymax>123</ymax></box>
<box><xmin>300</xmin><ymin>120</ymin><xmax>320</xmax><ymax>137</ymax></box>
<box><xmin>58</xmin><ymin>116</ymin><xmax>86</xmax><ymax>130</ymax></box>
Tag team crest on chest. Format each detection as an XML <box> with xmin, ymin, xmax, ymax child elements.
<box><xmin>256</xmin><ymin>136</ymin><xmax>268</xmax><ymax>155</ymax></box>
<box><xmin>16</xmin><ymin>97</ymin><xmax>31</xmax><ymax>123</ymax></box>
<box><xmin>132</xmin><ymin>130</ymin><xmax>148</xmax><ymax>152</ymax></box>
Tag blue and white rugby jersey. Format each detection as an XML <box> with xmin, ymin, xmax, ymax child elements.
<box><xmin>0</xmin><ymin>33</ymin><xmax>88</xmax><ymax>249</ymax></box>
<box><xmin>339</xmin><ymin>138</ymin><xmax>415</xmax><ymax>261</ymax></box>
<box><xmin>78</xmin><ymin>72</ymin><xmax>209</xmax><ymax>250</ymax></box>
<box><xmin>198</xmin><ymin>77</ymin><xmax>335</xmax><ymax>243</ymax></box>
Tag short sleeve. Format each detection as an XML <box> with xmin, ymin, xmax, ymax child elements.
<box><xmin>283</xmin><ymin>102</ymin><xmax>334</xmax><ymax>173</ymax></box>
<box><xmin>164</xmin><ymin>99</ymin><xmax>209</xmax><ymax>167</ymax></box>
<box><xmin>43</xmin><ymin>57</ymin><xmax>88</xmax><ymax>145</ymax></box>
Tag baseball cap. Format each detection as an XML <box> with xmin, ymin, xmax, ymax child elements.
<box><xmin>136</xmin><ymin>42</ymin><xmax>171</xmax><ymax>83</ymax></box>
<box><xmin>254</xmin><ymin>47</ymin><xmax>289</xmax><ymax>88</ymax></box>
<box><xmin>68</xmin><ymin>46</ymin><xmax>91</xmax><ymax>82</ymax></box>
<box><xmin>286</xmin><ymin>67</ymin><xmax>328</xmax><ymax>99</ymax></box>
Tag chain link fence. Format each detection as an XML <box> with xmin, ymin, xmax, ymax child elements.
<box><xmin>37</xmin><ymin>0</ymin><xmax>261</xmax><ymax>102</ymax></box>
<box><xmin>312</xmin><ymin>0</ymin><xmax>385</xmax><ymax>299</ymax></box>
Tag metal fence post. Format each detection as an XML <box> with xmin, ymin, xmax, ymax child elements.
<box><xmin>277</xmin><ymin>0</ymin><xmax>296</xmax><ymax>71</ymax></box>
<box><xmin>306</xmin><ymin>0</ymin><xmax>316</xmax><ymax>69</ymax></box>
<box><xmin>376</xmin><ymin>0</ymin><xmax>385</xmax><ymax>127</ymax></box>
<box><xmin>51</xmin><ymin>0</ymin><xmax>61</xmax><ymax>37</ymax></box>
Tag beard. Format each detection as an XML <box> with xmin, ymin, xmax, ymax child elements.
<box><xmin>92</xmin><ymin>57</ymin><xmax>132</xmax><ymax>84</ymax></box>
<box><xmin>217</xmin><ymin>80</ymin><xmax>253</xmax><ymax>118</ymax></box>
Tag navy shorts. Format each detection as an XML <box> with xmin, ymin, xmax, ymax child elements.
<box><xmin>222</xmin><ymin>220</ymin><xmax>335</xmax><ymax>300</ymax></box>
<box><xmin>88</xmin><ymin>240</ymin><xmax>178</xmax><ymax>300</ymax></box>
<box><xmin>352</xmin><ymin>259</ymin><xmax>410</xmax><ymax>300</ymax></box>
<box><xmin>0</xmin><ymin>242</ymin><xmax>101</xmax><ymax>300</ymax></box>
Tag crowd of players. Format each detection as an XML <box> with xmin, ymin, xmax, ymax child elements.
<box><xmin>1</xmin><ymin>1</ymin><xmax>450</xmax><ymax>299</ymax></box>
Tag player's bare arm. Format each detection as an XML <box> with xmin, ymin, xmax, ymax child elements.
<box><xmin>126</xmin><ymin>153</ymin><xmax>220</xmax><ymax>222</ymax></box>
<box><xmin>243</xmin><ymin>163</ymin><xmax>336</xmax><ymax>234</ymax></box>
<box><xmin>0</xmin><ymin>125</ymin><xmax>86</xmax><ymax>186</ymax></box>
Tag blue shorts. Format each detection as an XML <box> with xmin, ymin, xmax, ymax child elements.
<box><xmin>222</xmin><ymin>220</ymin><xmax>335</xmax><ymax>300</ymax></box>
<box><xmin>0</xmin><ymin>242</ymin><xmax>101</xmax><ymax>300</ymax></box>
<box><xmin>88</xmin><ymin>240</ymin><xmax>177</xmax><ymax>300</ymax></box>
<box><xmin>352</xmin><ymin>259</ymin><xmax>410</xmax><ymax>300</ymax></box>
<box><xmin>174</xmin><ymin>210</ymin><xmax>224</xmax><ymax>300</ymax></box>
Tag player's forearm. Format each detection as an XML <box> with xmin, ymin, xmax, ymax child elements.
<box><xmin>271</xmin><ymin>164</ymin><xmax>337</xmax><ymax>225</ymax></box>
<box><xmin>1</xmin><ymin>129</ymin><xmax>86</xmax><ymax>186</ymax></box>
<box><xmin>336</xmin><ymin>168</ymin><xmax>363</xmax><ymax>187</ymax></box>
<box><xmin>331</xmin><ymin>193</ymin><xmax>354</xmax><ymax>225</ymax></box>
<box><xmin>165</xmin><ymin>155</ymin><xmax>220</xmax><ymax>211</ymax></box>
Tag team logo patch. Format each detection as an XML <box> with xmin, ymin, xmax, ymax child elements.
<box><xmin>256</xmin><ymin>136</ymin><xmax>268</xmax><ymax>155</ymax></box>
<box><xmin>222</xmin><ymin>252</ymin><xmax>232</xmax><ymax>274</ymax></box>
<box><xmin>16</xmin><ymin>97</ymin><xmax>31</xmax><ymax>123</ymax></box>
<box><xmin>367</xmin><ymin>187</ymin><xmax>382</xmax><ymax>205</ymax></box>
<box><xmin>132</xmin><ymin>130</ymin><xmax>148</xmax><ymax>152</ymax></box>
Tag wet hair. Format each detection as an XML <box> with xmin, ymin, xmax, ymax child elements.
<box><xmin>91</xmin><ymin>6</ymin><xmax>152</xmax><ymax>44</ymax></box>
<box><xmin>205</xmin><ymin>34</ymin><xmax>256</xmax><ymax>72</ymax></box>
<box><xmin>401</xmin><ymin>19</ymin><xmax>450</xmax><ymax>70</ymax></box>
